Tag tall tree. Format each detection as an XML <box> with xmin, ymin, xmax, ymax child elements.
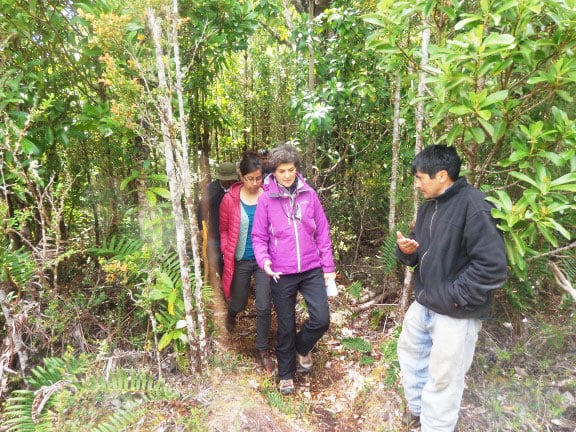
<box><xmin>147</xmin><ymin>5</ymin><xmax>208</xmax><ymax>372</ymax></box>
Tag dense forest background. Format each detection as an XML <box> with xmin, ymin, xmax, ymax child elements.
<box><xmin>0</xmin><ymin>0</ymin><xmax>575</xmax><ymax>430</ymax></box>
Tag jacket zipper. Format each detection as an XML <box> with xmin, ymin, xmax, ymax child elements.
<box><xmin>286</xmin><ymin>195</ymin><xmax>302</xmax><ymax>272</ymax></box>
<box><xmin>419</xmin><ymin>199</ymin><xmax>437</xmax><ymax>282</ymax></box>
<box><xmin>294</xmin><ymin>220</ymin><xmax>301</xmax><ymax>272</ymax></box>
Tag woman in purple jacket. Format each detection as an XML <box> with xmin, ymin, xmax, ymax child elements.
<box><xmin>251</xmin><ymin>144</ymin><xmax>336</xmax><ymax>395</ymax></box>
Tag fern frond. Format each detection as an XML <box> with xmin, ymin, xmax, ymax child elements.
<box><xmin>0</xmin><ymin>240</ymin><xmax>35</xmax><ymax>288</ymax></box>
<box><xmin>93</xmin><ymin>406</ymin><xmax>147</xmax><ymax>432</ymax></box>
<box><xmin>89</xmin><ymin>369</ymin><xmax>177</xmax><ymax>400</ymax></box>
<box><xmin>87</xmin><ymin>235</ymin><xmax>144</xmax><ymax>258</ymax></box>
<box><xmin>2</xmin><ymin>389</ymin><xmax>36</xmax><ymax>432</ymax></box>
<box><xmin>341</xmin><ymin>337</ymin><xmax>372</xmax><ymax>353</ymax></box>
<box><xmin>0</xmin><ymin>357</ymin><xmax>181</xmax><ymax>432</ymax></box>
<box><xmin>376</xmin><ymin>233</ymin><xmax>399</xmax><ymax>276</ymax></box>
<box><xmin>159</xmin><ymin>250</ymin><xmax>185</xmax><ymax>291</ymax></box>
<box><xmin>27</xmin><ymin>357</ymin><xmax>68</xmax><ymax>388</ymax></box>
<box><xmin>347</xmin><ymin>281</ymin><xmax>363</xmax><ymax>300</ymax></box>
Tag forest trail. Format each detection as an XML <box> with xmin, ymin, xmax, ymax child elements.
<box><xmin>190</xmin><ymin>288</ymin><xmax>409</xmax><ymax>431</ymax></box>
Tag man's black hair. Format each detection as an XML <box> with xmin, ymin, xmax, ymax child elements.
<box><xmin>411</xmin><ymin>145</ymin><xmax>461</xmax><ymax>180</ymax></box>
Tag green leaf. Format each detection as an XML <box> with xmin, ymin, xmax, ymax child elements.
<box><xmin>446</xmin><ymin>125</ymin><xmax>464</xmax><ymax>145</ymax></box>
<box><xmin>527</xmin><ymin>75</ymin><xmax>551</xmax><ymax>85</ymax></box>
<box><xmin>363</xmin><ymin>16</ymin><xmax>387</xmax><ymax>28</ymax></box>
<box><xmin>550</xmin><ymin>172</ymin><xmax>576</xmax><ymax>187</ymax></box>
<box><xmin>149</xmin><ymin>187</ymin><xmax>171</xmax><ymax>199</ymax></box>
<box><xmin>507</xmin><ymin>149</ymin><xmax>530</xmax><ymax>163</ymax></box>
<box><xmin>536</xmin><ymin>151</ymin><xmax>565</xmax><ymax>166</ymax></box>
<box><xmin>467</xmin><ymin>126</ymin><xmax>486</xmax><ymax>143</ymax></box>
<box><xmin>551</xmin><ymin>184</ymin><xmax>576</xmax><ymax>192</ymax></box>
<box><xmin>483</xmin><ymin>33</ymin><xmax>516</xmax><ymax>47</ymax></box>
<box><xmin>477</xmin><ymin>109</ymin><xmax>492</xmax><ymax>120</ymax></box>
<box><xmin>509</xmin><ymin>171</ymin><xmax>540</xmax><ymax>188</ymax></box>
<box><xmin>504</xmin><ymin>239</ymin><xmax>517</xmax><ymax>266</ymax></box>
<box><xmin>555</xmin><ymin>89</ymin><xmax>573</xmax><ymax>102</ymax></box>
<box><xmin>120</xmin><ymin>170</ymin><xmax>140</xmax><ymax>191</ymax></box>
<box><xmin>454</xmin><ymin>15</ymin><xmax>483</xmax><ymax>30</ymax></box>
<box><xmin>545</xmin><ymin>218</ymin><xmax>571</xmax><ymax>240</ymax></box>
<box><xmin>511</xmin><ymin>232</ymin><xmax>527</xmax><ymax>256</ymax></box>
<box><xmin>537</xmin><ymin>223</ymin><xmax>558</xmax><ymax>247</ymax></box>
<box><xmin>145</xmin><ymin>190</ymin><xmax>157</xmax><ymax>206</ymax></box>
<box><xmin>449</xmin><ymin>105</ymin><xmax>473</xmax><ymax>115</ymax></box>
<box><xmin>489</xmin><ymin>190</ymin><xmax>513</xmax><ymax>211</ymax></box>
<box><xmin>158</xmin><ymin>332</ymin><xmax>174</xmax><ymax>351</ymax></box>
<box><xmin>21</xmin><ymin>138</ymin><xmax>40</xmax><ymax>154</ymax></box>
<box><xmin>492</xmin><ymin>120</ymin><xmax>507</xmax><ymax>142</ymax></box>
<box><xmin>481</xmin><ymin>90</ymin><xmax>509</xmax><ymax>108</ymax></box>
<box><xmin>478</xmin><ymin>117</ymin><xmax>495</xmax><ymax>138</ymax></box>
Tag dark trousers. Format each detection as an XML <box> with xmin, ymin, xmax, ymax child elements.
<box><xmin>271</xmin><ymin>267</ymin><xmax>330</xmax><ymax>380</ymax></box>
<box><xmin>229</xmin><ymin>260</ymin><xmax>272</xmax><ymax>351</ymax></box>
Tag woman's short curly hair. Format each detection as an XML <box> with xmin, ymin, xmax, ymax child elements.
<box><xmin>268</xmin><ymin>144</ymin><xmax>301</xmax><ymax>172</ymax></box>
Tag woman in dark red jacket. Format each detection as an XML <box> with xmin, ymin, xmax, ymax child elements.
<box><xmin>219</xmin><ymin>153</ymin><xmax>273</xmax><ymax>372</ymax></box>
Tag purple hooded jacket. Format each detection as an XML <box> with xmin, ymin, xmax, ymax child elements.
<box><xmin>251</xmin><ymin>173</ymin><xmax>335</xmax><ymax>275</ymax></box>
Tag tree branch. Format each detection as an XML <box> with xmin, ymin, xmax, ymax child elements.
<box><xmin>548</xmin><ymin>261</ymin><xmax>576</xmax><ymax>302</ymax></box>
<box><xmin>526</xmin><ymin>241</ymin><xmax>576</xmax><ymax>262</ymax></box>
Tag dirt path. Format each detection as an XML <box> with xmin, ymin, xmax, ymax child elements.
<box><xmin>198</xmin><ymin>291</ymin><xmax>408</xmax><ymax>432</ymax></box>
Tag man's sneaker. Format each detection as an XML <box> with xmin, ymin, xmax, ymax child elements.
<box><xmin>259</xmin><ymin>350</ymin><xmax>274</xmax><ymax>374</ymax></box>
<box><xmin>296</xmin><ymin>351</ymin><xmax>313</xmax><ymax>373</ymax></box>
<box><xmin>403</xmin><ymin>411</ymin><xmax>420</xmax><ymax>428</ymax></box>
<box><xmin>279</xmin><ymin>379</ymin><xmax>295</xmax><ymax>395</ymax></box>
<box><xmin>225</xmin><ymin>312</ymin><xmax>236</xmax><ymax>333</ymax></box>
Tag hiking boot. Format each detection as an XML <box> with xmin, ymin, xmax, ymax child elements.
<box><xmin>259</xmin><ymin>350</ymin><xmax>274</xmax><ymax>374</ymax></box>
<box><xmin>279</xmin><ymin>379</ymin><xmax>295</xmax><ymax>395</ymax></box>
<box><xmin>296</xmin><ymin>351</ymin><xmax>313</xmax><ymax>373</ymax></box>
<box><xmin>403</xmin><ymin>411</ymin><xmax>420</xmax><ymax>429</ymax></box>
<box><xmin>225</xmin><ymin>312</ymin><xmax>236</xmax><ymax>333</ymax></box>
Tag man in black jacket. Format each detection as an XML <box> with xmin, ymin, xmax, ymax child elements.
<box><xmin>198</xmin><ymin>162</ymin><xmax>238</xmax><ymax>278</ymax></box>
<box><xmin>396</xmin><ymin>145</ymin><xmax>507</xmax><ymax>431</ymax></box>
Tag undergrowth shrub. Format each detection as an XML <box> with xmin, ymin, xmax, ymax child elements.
<box><xmin>1</xmin><ymin>352</ymin><xmax>199</xmax><ymax>432</ymax></box>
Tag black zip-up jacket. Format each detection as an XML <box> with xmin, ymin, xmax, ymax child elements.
<box><xmin>397</xmin><ymin>177</ymin><xmax>508</xmax><ymax>319</ymax></box>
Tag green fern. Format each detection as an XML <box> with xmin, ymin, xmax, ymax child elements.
<box><xmin>2</xmin><ymin>390</ymin><xmax>36</xmax><ymax>432</ymax></box>
<box><xmin>88</xmin><ymin>235</ymin><xmax>214</xmax><ymax>353</ymax></box>
<box><xmin>341</xmin><ymin>337</ymin><xmax>372</xmax><ymax>353</ymax></box>
<box><xmin>347</xmin><ymin>281</ymin><xmax>363</xmax><ymax>300</ymax></box>
<box><xmin>0</xmin><ymin>240</ymin><xmax>35</xmax><ymax>288</ymax></box>
<box><xmin>87</xmin><ymin>235</ymin><xmax>145</xmax><ymax>258</ymax></box>
<box><xmin>380</xmin><ymin>326</ymin><xmax>401</xmax><ymax>387</ymax></box>
<box><xmin>376</xmin><ymin>233</ymin><xmax>399</xmax><ymax>276</ymax></box>
<box><xmin>93</xmin><ymin>407</ymin><xmax>148</xmax><ymax>432</ymax></box>
<box><xmin>1</xmin><ymin>356</ymin><xmax>80</xmax><ymax>432</ymax></box>
<box><xmin>160</xmin><ymin>251</ymin><xmax>182</xmax><ymax>286</ymax></box>
<box><xmin>1</xmin><ymin>357</ymin><xmax>180</xmax><ymax>432</ymax></box>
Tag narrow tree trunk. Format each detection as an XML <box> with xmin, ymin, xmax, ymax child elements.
<box><xmin>243</xmin><ymin>50</ymin><xmax>249</xmax><ymax>149</ymax></box>
<box><xmin>415</xmin><ymin>18</ymin><xmax>430</xmax><ymax>156</ymax></box>
<box><xmin>388</xmin><ymin>73</ymin><xmax>401</xmax><ymax>234</ymax></box>
<box><xmin>305</xmin><ymin>0</ymin><xmax>315</xmax><ymax>177</ymax></box>
<box><xmin>398</xmin><ymin>18</ymin><xmax>431</xmax><ymax>322</ymax></box>
<box><xmin>147</xmin><ymin>8</ymin><xmax>201</xmax><ymax>372</ymax></box>
<box><xmin>170</xmin><ymin>0</ymin><xmax>208</xmax><ymax>371</ymax></box>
